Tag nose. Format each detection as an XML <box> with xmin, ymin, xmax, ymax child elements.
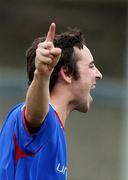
<box><xmin>95</xmin><ymin>67</ymin><xmax>102</xmax><ymax>80</ymax></box>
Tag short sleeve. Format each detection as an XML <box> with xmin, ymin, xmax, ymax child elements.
<box><xmin>14</xmin><ymin>104</ymin><xmax>57</xmax><ymax>153</ymax></box>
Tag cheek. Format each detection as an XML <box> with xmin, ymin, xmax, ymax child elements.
<box><xmin>78</xmin><ymin>82</ymin><xmax>90</xmax><ymax>96</ymax></box>
<box><xmin>84</xmin><ymin>74</ymin><xmax>94</xmax><ymax>88</ymax></box>
<box><xmin>72</xmin><ymin>73</ymin><xmax>92</xmax><ymax>95</ymax></box>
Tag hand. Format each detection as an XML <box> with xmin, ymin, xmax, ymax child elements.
<box><xmin>35</xmin><ymin>23</ymin><xmax>61</xmax><ymax>77</ymax></box>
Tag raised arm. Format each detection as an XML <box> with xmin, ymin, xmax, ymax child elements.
<box><xmin>25</xmin><ymin>23</ymin><xmax>61</xmax><ymax>128</ymax></box>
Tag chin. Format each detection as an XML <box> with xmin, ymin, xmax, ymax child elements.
<box><xmin>76</xmin><ymin>103</ymin><xmax>90</xmax><ymax>113</ymax></box>
<box><xmin>74</xmin><ymin>97</ymin><xmax>92</xmax><ymax>113</ymax></box>
<box><xmin>82</xmin><ymin>106</ymin><xmax>90</xmax><ymax>113</ymax></box>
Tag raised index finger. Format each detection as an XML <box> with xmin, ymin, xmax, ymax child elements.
<box><xmin>46</xmin><ymin>23</ymin><xmax>56</xmax><ymax>42</ymax></box>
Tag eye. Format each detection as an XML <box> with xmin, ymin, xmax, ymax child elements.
<box><xmin>90</xmin><ymin>63</ymin><xmax>95</xmax><ymax>68</ymax></box>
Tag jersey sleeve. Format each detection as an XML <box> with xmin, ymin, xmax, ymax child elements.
<box><xmin>14</xmin><ymin>103</ymin><xmax>57</xmax><ymax>153</ymax></box>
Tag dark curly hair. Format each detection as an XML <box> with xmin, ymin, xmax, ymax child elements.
<box><xmin>26</xmin><ymin>28</ymin><xmax>86</xmax><ymax>92</ymax></box>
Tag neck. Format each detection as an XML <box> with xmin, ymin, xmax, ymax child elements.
<box><xmin>50</xmin><ymin>93</ymin><xmax>74</xmax><ymax>127</ymax></box>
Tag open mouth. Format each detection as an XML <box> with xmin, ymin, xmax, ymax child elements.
<box><xmin>90</xmin><ymin>84</ymin><xmax>96</xmax><ymax>99</ymax></box>
<box><xmin>91</xmin><ymin>85</ymin><xmax>96</xmax><ymax>89</ymax></box>
<box><xmin>91</xmin><ymin>84</ymin><xmax>96</xmax><ymax>90</ymax></box>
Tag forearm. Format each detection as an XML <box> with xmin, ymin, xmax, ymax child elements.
<box><xmin>25</xmin><ymin>71</ymin><xmax>50</xmax><ymax>127</ymax></box>
<box><xmin>24</xmin><ymin>23</ymin><xmax>61</xmax><ymax>128</ymax></box>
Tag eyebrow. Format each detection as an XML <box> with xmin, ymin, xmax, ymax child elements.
<box><xmin>90</xmin><ymin>60</ymin><xmax>94</xmax><ymax>64</ymax></box>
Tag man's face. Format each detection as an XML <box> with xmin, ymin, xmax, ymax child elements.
<box><xmin>71</xmin><ymin>45</ymin><xmax>102</xmax><ymax>112</ymax></box>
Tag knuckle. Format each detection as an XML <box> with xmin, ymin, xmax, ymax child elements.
<box><xmin>37</xmin><ymin>43</ymin><xmax>41</xmax><ymax>48</ymax></box>
<box><xmin>36</xmin><ymin>48</ymin><xmax>40</xmax><ymax>54</ymax></box>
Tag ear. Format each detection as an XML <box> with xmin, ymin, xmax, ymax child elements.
<box><xmin>59</xmin><ymin>67</ymin><xmax>72</xmax><ymax>84</ymax></box>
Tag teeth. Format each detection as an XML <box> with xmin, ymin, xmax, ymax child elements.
<box><xmin>91</xmin><ymin>85</ymin><xmax>96</xmax><ymax>89</ymax></box>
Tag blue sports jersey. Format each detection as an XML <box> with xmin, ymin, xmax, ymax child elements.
<box><xmin>0</xmin><ymin>103</ymin><xmax>67</xmax><ymax>180</ymax></box>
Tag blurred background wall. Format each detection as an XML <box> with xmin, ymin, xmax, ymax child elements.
<box><xmin>0</xmin><ymin>0</ymin><xmax>127</xmax><ymax>179</ymax></box>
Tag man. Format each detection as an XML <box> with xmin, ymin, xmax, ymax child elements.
<box><xmin>0</xmin><ymin>23</ymin><xmax>102</xmax><ymax>180</ymax></box>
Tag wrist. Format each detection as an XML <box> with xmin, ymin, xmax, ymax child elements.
<box><xmin>34</xmin><ymin>69</ymin><xmax>50</xmax><ymax>81</ymax></box>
